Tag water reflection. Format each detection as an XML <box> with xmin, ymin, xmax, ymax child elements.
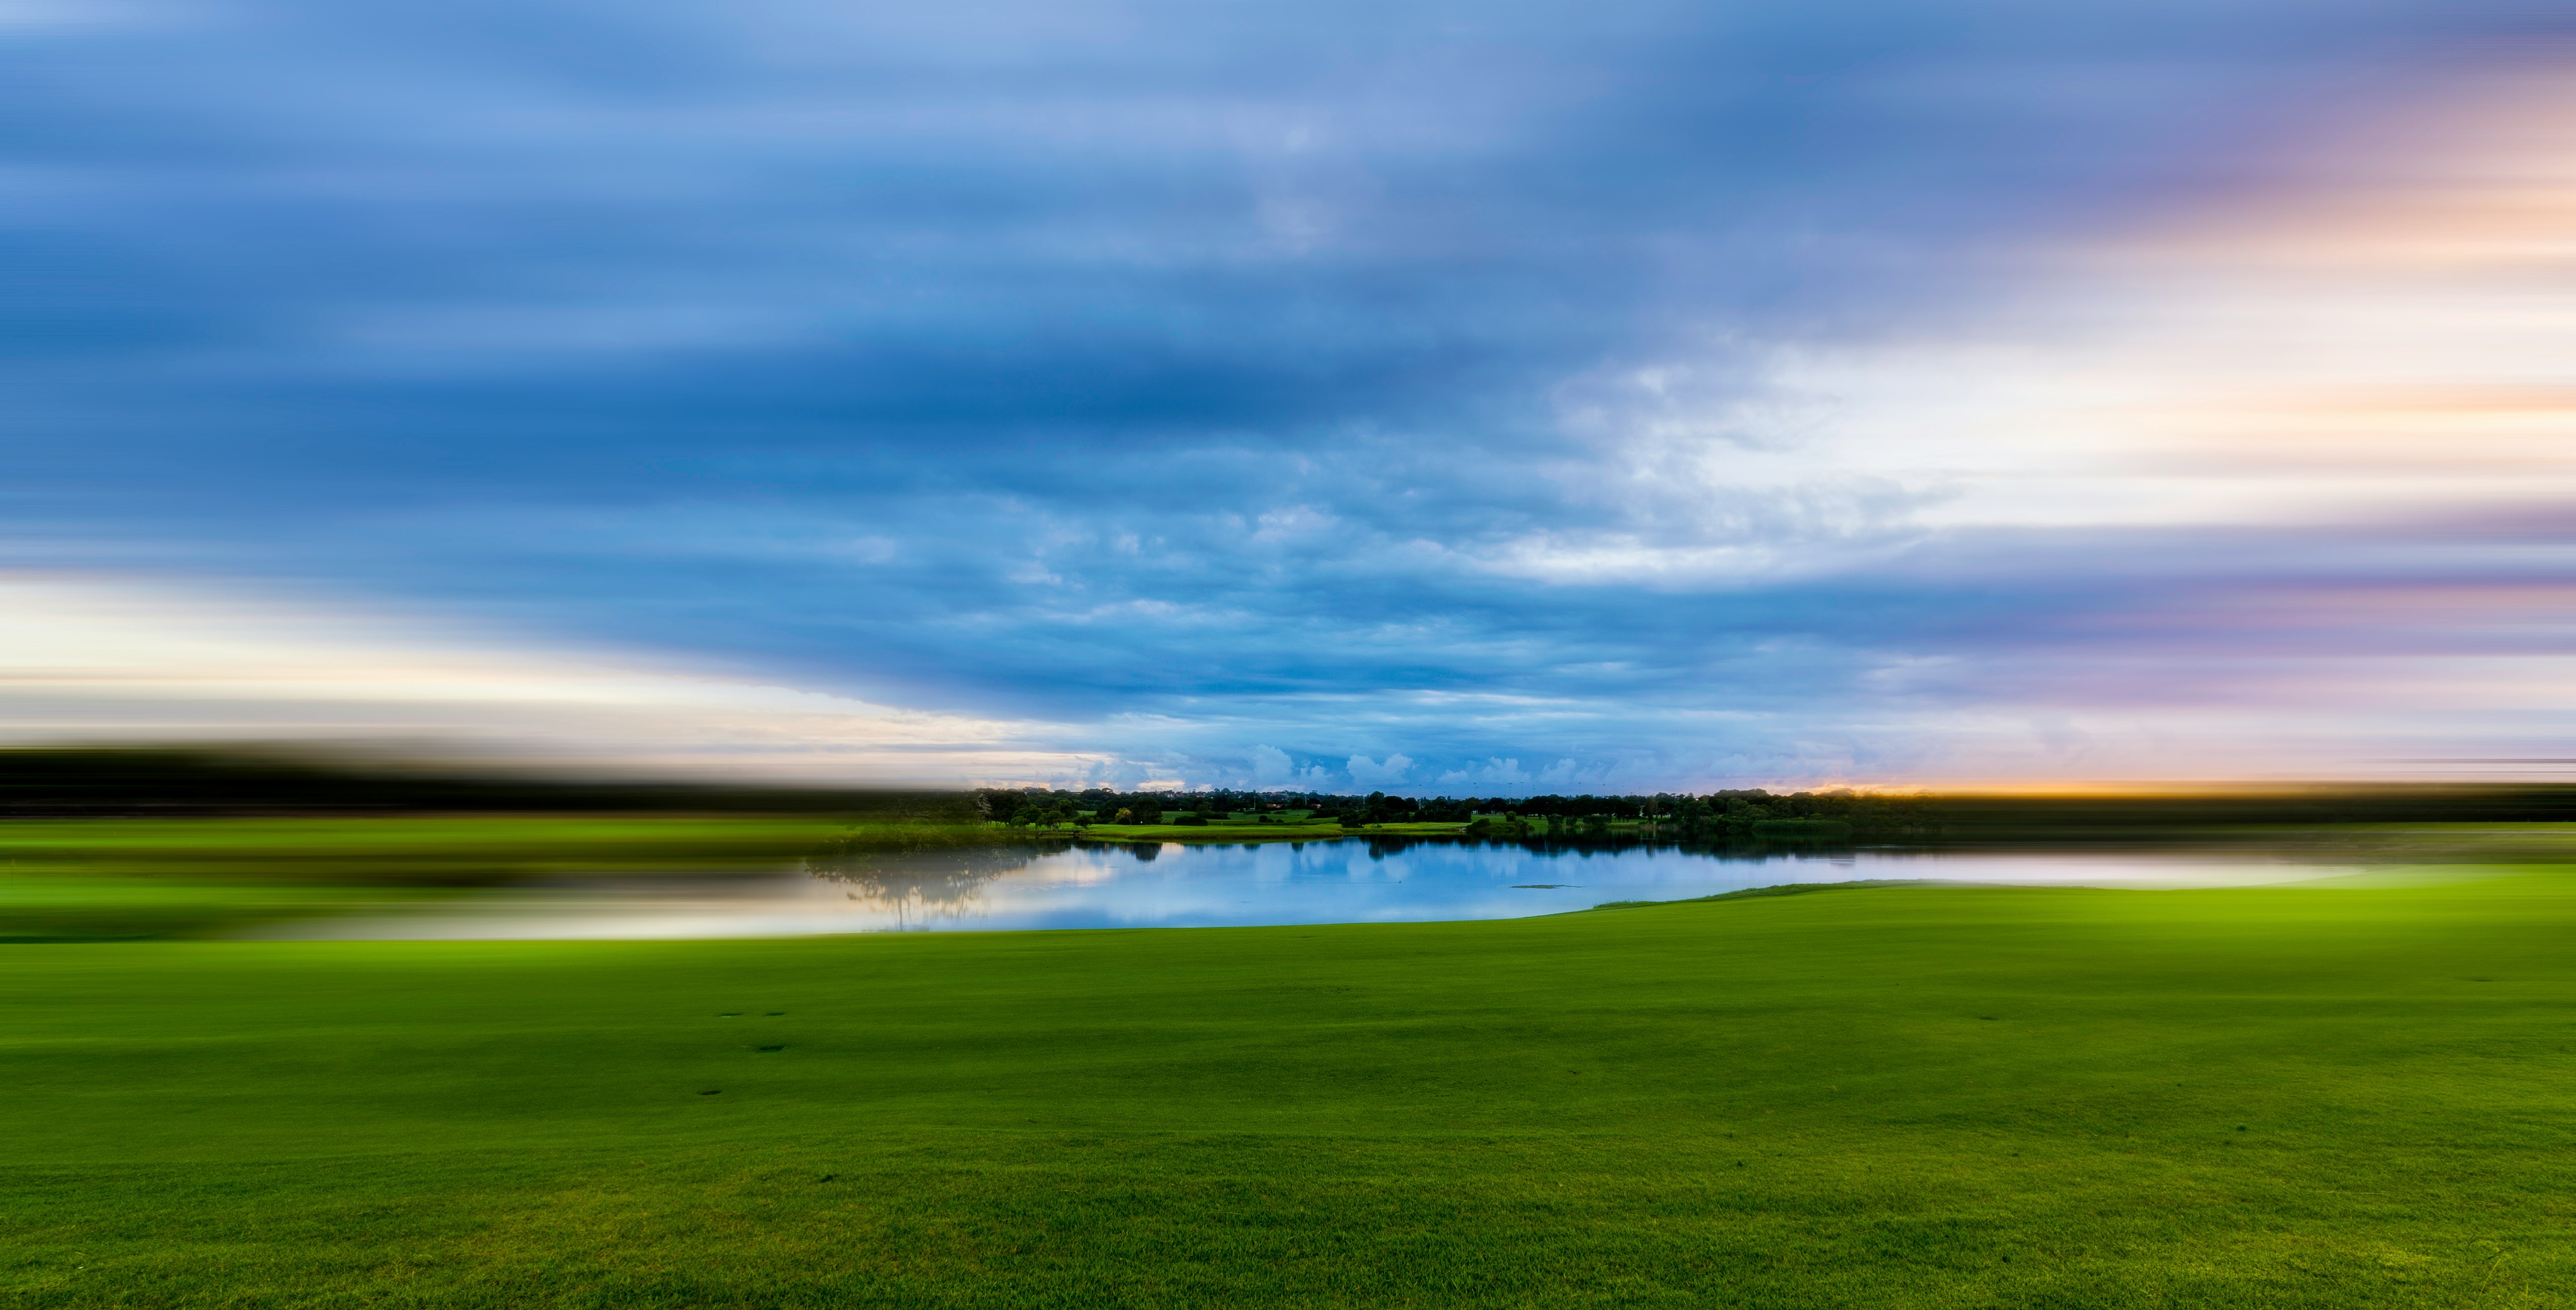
<box><xmin>804</xmin><ymin>843</ymin><xmax>1046</xmax><ymax>927</ymax></box>
<box><xmin>261</xmin><ymin>837</ymin><xmax>2353</xmax><ymax>940</ymax></box>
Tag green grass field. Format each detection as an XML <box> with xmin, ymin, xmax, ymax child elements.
<box><xmin>8</xmin><ymin>863</ymin><xmax>2576</xmax><ymax>1307</ymax></box>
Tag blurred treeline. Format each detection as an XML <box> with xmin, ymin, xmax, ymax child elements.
<box><xmin>0</xmin><ymin>748</ymin><xmax>979</xmax><ymax>822</ymax></box>
<box><xmin>0</xmin><ymin>749</ymin><xmax>977</xmax><ymax>938</ymax></box>
<box><xmin>8</xmin><ymin>748</ymin><xmax>2575</xmax><ymax>844</ymax></box>
<box><xmin>975</xmin><ymin>782</ymin><xmax>2576</xmax><ymax>845</ymax></box>
<box><xmin>1842</xmin><ymin>787</ymin><xmax>2576</xmax><ymax>845</ymax></box>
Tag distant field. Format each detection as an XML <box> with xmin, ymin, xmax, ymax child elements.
<box><xmin>8</xmin><ymin>866</ymin><xmax>2575</xmax><ymax>1306</ymax></box>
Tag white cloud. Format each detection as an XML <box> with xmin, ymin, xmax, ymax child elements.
<box><xmin>1494</xmin><ymin>71</ymin><xmax>2576</xmax><ymax>591</ymax></box>
<box><xmin>1248</xmin><ymin>743</ymin><xmax>1294</xmax><ymax>786</ymax></box>
<box><xmin>1346</xmin><ymin>753</ymin><xmax>1412</xmax><ymax>787</ymax></box>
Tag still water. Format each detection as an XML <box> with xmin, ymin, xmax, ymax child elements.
<box><xmin>267</xmin><ymin>838</ymin><xmax>2350</xmax><ymax>940</ymax></box>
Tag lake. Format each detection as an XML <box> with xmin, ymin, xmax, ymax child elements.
<box><xmin>264</xmin><ymin>836</ymin><xmax>2353</xmax><ymax>939</ymax></box>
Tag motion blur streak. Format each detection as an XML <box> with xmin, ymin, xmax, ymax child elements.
<box><xmin>1494</xmin><ymin>69</ymin><xmax>2576</xmax><ymax>784</ymax></box>
<box><xmin>0</xmin><ymin>574</ymin><xmax>1090</xmax><ymax>782</ymax></box>
<box><xmin>1831</xmin><ymin>70</ymin><xmax>2576</xmax><ymax>532</ymax></box>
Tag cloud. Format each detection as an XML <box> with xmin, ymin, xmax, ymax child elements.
<box><xmin>5</xmin><ymin>4</ymin><xmax>2576</xmax><ymax>788</ymax></box>
<box><xmin>1346</xmin><ymin>753</ymin><xmax>1412</xmax><ymax>787</ymax></box>
<box><xmin>1248</xmin><ymin>743</ymin><xmax>1295</xmax><ymax>786</ymax></box>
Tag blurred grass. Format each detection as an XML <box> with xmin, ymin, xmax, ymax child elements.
<box><xmin>0</xmin><ymin>813</ymin><xmax>1483</xmax><ymax>939</ymax></box>
<box><xmin>0</xmin><ymin>816</ymin><xmax>862</xmax><ymax>939</ymax></box>
<box><xmin>7</xmin><ymin>865</ymin><xmax>2576</xmax><ymax>1305</ymax></box>
<box><xmin>11</xmin><ymin>815</ymin><xmax>2576</xmax><ymax>942</ymax></box>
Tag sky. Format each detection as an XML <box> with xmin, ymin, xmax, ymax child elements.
<box><xmin>5</xmin><ymin>0</ymin><xmax>2575</xmax><ymax>791</ymax></box>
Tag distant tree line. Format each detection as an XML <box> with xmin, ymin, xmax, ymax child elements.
<box><xmin>970</xmin><ymin>782</ymin><xmax>2576</xmax><ymax>845</ymax></box>
<box><xmin>18</xmin><ymin>749</ymin><xmax>2576</xmax><ymax>845</ymax></box>
<box><xmin>971</xmin><ymin>786</ymin><xmax>1948</xmax><ymax>837</ymax></box>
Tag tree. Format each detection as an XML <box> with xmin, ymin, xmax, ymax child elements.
<box><xmin>974</xmin><ymin>788</ymin><xmax>1026</xmax><ymax>825</ymax></box>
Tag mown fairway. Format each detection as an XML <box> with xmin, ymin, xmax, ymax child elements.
<box><xmin>7</xmin><ymin>870</ymin><xmax>2576</xmax><ymax>1307</ymax></box>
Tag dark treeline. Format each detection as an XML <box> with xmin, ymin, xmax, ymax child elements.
<box><xmin>0</xmin><ymin>748</ymin><xmax>978</xmax><ymax>821</ymax></box>
<box><xmin>976</xmin><ymin>787</ymin><xmax>1464</xmax><ymax>828</ymax></box>
<box><xmin>1910</xmin><ymin>788</ymin><xmax>2576</xmax><ymax>844</ymax></box>
<box><xmin>12</xmin><ymin>748</ymin><xmax>2576</xmax><ymax>843</ymax></box>
<box><xmin>977</xmin><ymin>787</ymin><xmax>1695</xmax><ymax>827</ymax></box>
<box><xmin>980</xmin><ymin>783</ymin><xmax>2576</xmax><ymax>843</ymax></box>
<box><xmin>976</xmin><ymin>785</ymin><xmax>1933</xmax><ymax>837</ymax></box>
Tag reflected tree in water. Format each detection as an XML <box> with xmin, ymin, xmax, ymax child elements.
<box><xmin>803</xmin><ymin>841</ymin><xmax>1043</xmax><ymax>929</ymax></box>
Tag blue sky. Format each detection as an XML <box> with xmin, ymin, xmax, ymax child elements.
<box><xmin>6</xmin><ymin>0</ymin><xmax>2574</xmax><ymax>790</ymax></box>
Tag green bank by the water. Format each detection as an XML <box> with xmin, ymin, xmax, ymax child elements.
<box><xmin>0</xmin><ymin>815</ymin><xmax>1483</xmax><ymax>941</ymax></box>
<box><xmin>8</xmin><ymin>870</ymin><xmax>2576</xmax><ymax>1307</ymax></box>
<box><xmin>0</xmin><ymin>816</ymin><xmax>854</xmax><ymax>941</ymax></box>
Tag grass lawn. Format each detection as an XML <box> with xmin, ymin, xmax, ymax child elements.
<box><xmin>8</xmin><ymin>868</ymin><xmax>2576</xmax><ymax>1306</ymax></box>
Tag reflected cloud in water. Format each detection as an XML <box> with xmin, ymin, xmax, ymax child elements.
<box><xmin>264</xmin><ymin>838</ymin><xmax>2350</xmax><ymax>940</ymax></box>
